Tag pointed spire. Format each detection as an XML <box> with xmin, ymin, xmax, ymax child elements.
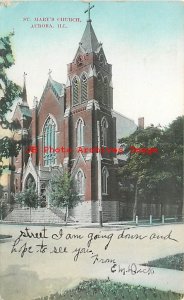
<box><xmin>80</xmin><ymin>20</ymin><xmax>99</xmax><ymax>53</ymax></box>
<box><xmin>66</xmin><ymin>76</ymin><xmax>71</xmax><ymax>88</ymax></box>
<box><xmin>22</xmin><ymin>72</ymin><xmax>28</xmax><ymax>106</ymax></box>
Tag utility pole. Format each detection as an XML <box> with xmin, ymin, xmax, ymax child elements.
<box><xmin>97</xmin><ymin>121</ymin><xmax>103</xmax><ymax>227</ymax></box>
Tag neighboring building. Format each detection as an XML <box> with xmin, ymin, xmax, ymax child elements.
<box><xmin>9</xmin><ymin>16</ymin><xmax>137</xmax><ymax>222</ymax></box>
<box><xmin>113</xmin><ymin>111</ymin><xmax>138</xmax><ymax>142</ymax></box>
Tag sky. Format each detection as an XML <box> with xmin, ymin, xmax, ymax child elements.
<box><xmin>0</xmin><ymin>0</ymin><xmax>184</xmax><ymax>127</ymax></box>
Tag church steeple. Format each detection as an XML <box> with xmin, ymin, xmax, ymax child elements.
<box><xmin>80</xmin><ymin>20</ymin><xmax>99</xmax><ymax>53</ymax></box>
<box><xmin>80</xmin><ymin>3</ymin><xmax>99</xmax><ymax>54</ymax></box>
<box><xmin>66</xmin><ymin>3</ymin><xmax>112</xmax><ymax>109</ymax></box>
<box><xmin>22</xmin><ymin>72</ymin><xmax>28</xmax><ymax>106</ymax></box>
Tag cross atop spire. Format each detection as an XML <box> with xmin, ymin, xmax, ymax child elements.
<box><xmin>84</xmin><ymin>2</ymin><xmax>95</xmax><ymax>22</ymax></box>
<box><xmin>48</xmin><ymin>68</ymin><xmax>52</xmax><ymax>78</ymax></box>
<box><xmin>23</xmin><ymin>72</ymin><xmax>27</xmax><ymax>82</ymax></box>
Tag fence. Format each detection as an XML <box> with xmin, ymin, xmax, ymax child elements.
<box><xmin>134</xmin><ymin>214</ymin><xmax>184</xmax><ymax>225</ymax></box>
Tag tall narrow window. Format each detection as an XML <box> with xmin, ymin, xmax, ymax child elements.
<box><xmin>102</xmin><ymin>167</ymin><xmax>109</xmax><ymax>194</ymax></box>
<box><xmin>43</xmin><ymin>117</ymin><xmax>56</xmax><ymax>166</ymax></box>
<box><xmin>72</xmin><ymin>76</ymin><xmax>80</xmax><ymax>106</ymax></box>
<box><xmin>76</xmin><ymin>118</ymin><xmax>84</xmax><ymax>147</ymax></box>
<box><xmin>101</xmin><ymin>117</ymin><xmax>108</xmax><ymax>146</ymax></box>
<box><xmin>97</xmin><ymin>72</ymin><xmax>102</xmax><ymax>82</ymax></box>
<box><xmin>81</xmin><ymin>73</ymin><xmax>88</xmax><ymax>103</ymax></box>
<box><xmin>97</xmin><ymin>72</ymin><xmax>103</xmax><ymax>103</ymax></box>
<box><xmin>15</xmin><ymin>178</ymin><xmax>18</xmax><ymax>192</ymax></box>
<box><xmin>104</xmin><ymin>77</ymin><xmax>109</xmax><ymax>105</ymax></box>
<box><xmin>99</xmin><ymin>54</ymin><xmax>104</xmax><ymax>66</ymax></box>
<box><xmin>76</xmin><ymin>169</ymin><xmax>85</xmax><ymax>195</ymax></box>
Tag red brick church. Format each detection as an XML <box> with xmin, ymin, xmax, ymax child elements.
<box><xmin>9</xmin><ymin>11</ymin><xmax>137</xmax><ymax>222</ymax></box>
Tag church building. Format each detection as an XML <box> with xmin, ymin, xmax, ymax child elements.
<box><xmin>10</xmin><ymin>10</ymin><xmax>137</xmax><ymax>222</ymax></box>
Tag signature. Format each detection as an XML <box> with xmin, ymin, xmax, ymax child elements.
<box><xmin>111</xmin><ymin>263</ymin><xmax>154</xmax><ymax>275</ymax></box>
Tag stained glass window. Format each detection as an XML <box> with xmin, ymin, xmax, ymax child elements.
<box><xmin>81</xmin><ymin>73</ymin><xmax>88</xmax><ymax>103</ymax></box>
<box><xmin>72</xmin><ymin>76</ymin><xmax>80</xmax><ymax>105</ymax></box>
<box><xmin>43</xmin><ymin>117</ymin><xmax>56</xmax><ymax>166</ymax></box>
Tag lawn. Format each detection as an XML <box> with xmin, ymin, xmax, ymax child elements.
<box><xmin>0</xmin><ymin>234</ymin><xmax>12</xmax><ymax>239</ymax></box>
<box><xmin>34</xmin><ymin>279</ymin><xmax>184</xmax><ymax>300</ymax></box>
<box><xmin>143</xmin><ymin>253</ymin><xmax>184</xmax><ymax>271</ymax></box>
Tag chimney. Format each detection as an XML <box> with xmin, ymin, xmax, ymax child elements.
<box><xmin>138</xmin><ymin>117</ymin><xmax>144</xmax><ymax>129</ymax></box>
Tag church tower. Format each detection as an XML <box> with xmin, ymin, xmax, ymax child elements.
<box><xmin>65</xmin><ymin>4</ymin><xmax>119</xmax><ymax>222</ymax></box>
<box><xmin>11</xmin><ymin>73</ymin><xmax>32</xmax><ymax>193</ymax></box>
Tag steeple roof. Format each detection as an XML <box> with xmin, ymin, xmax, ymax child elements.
<box><xmin>80</xmin><ymin>20</ymin><xmax>99</xmax><ymax>53</ymax></box>
<box><xmin>49</xmin><ymin>77</ymin><xmax>65</xmax><ymax>97</ymax></box>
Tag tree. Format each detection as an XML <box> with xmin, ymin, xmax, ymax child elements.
<box><xmin>118</xmin><ymin>117</ymin><xmax>183</xmax><ymax>220</ymax></box>
<box><xmin>0</xmin><ymin>184</ymin><xmax>3</xmax><ymax>199</ymax></box>
<box><xmin>0</xmin><ymin>33</ymin><xmax>22</xmax><ymax>175</ymax></box>
<box><xmin>15</xmin><ymin>182</ymin><xmax>39</xmax><ymax>222</ymax></box>
<box><xmin>49</xmin><ymin>172</ymin><xmax>81</xmax><ymax>224</ymax></box>
<box><xmin>162</xmin><ymin>116</ymin><xmax>183</xmax><ymax>218</ymax></box>
<box><xmin>0</xmin><ymin>184</ymin><xmax>4</xmax><ymax>220</ymax></box>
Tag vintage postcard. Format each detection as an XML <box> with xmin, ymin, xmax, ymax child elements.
<box><xmin>0</xmin><ymin>1</ymin><xmax>184</xmax><ymax>300</ymax></box>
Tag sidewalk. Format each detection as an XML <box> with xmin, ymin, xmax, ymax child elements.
<box><xmin>89</xmin><ymin>262</ymin><xmax>184</xmax><ymax>294</ymax></box>
<box><xmin>0</xmin><ymin>223</ymin><xmax>183</xmax><ymax>299</ymax></box>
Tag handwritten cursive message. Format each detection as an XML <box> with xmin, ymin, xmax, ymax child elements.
<box><xmin>10</xmin><ymin>226</ymin><xmax>178</xmax><ymax>276</ymax></box>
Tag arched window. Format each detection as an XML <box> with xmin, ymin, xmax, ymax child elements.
<box><xmin>81</xmin><ymin>73</ymin><xmax>88</xmax><ymax>103</ymax></box>
<box><xmin>72</xmin><ymin>76</ymin><xmax>80</xmax><ymax>106</ymax></box>
<box><xmin>25</xmin><ymin>173</ymin><xmax>36</xmax><ymax>189</ymax></box>
<box><xmin>99</xmin><ymin>54</ymin><xmax>104</xmax><ymax>66</ymax></box>
<box><xmin>102</xmin><ymin>167</ymin><xmax>109</xmax><ymax>194</ymax></box>
<box><xmin>97</xmin><ymin>72</ymin><xmax>103</xmax><ymax>102</ymax></box>
<box><xmin>103</xmin><ymin>76</ymin><xmax>109</xmax><ymax>105</ymax></box>
<box><xmin>101</xmin><ymin>117</ymin><xmax>108</xmax><ymax>146</ymax></box>
<box><xmin>76</xmin><ymin>169</ymin><xmax>85</xmax><ymax>195</ymax></box>
<box><xmin>43</xmin><ymin>117</ymin><xmax>56</xmax><ymax>166</ymax></box>
<box><xmin>97</xmin><ymin>72</ymin><xmax>102</xmax><ymax>82</ymax></box>
<box><xmin>76</xmin><ymin>118</ymin><xmax>84</xmax><ymax>147</ymax></box>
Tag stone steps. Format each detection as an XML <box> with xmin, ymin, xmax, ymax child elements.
<box><xmin>4</xmin><ymin>208</ymin><xmax>73</xmax><ymax>224</ymax></box>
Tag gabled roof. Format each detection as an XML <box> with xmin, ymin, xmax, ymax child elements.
<box><xmin>80</xmin><ymin>20</ymin><xmax>100</xmax><ymax>53</ymax></box>
<box><xmin>50</xmin><ymin>78</ymin><xmax>65</xmax><ymax>97</ymax></box>
<box><xmin>71</xmin><ymin>152</ymin><xmax>86</xmax><ymax>174</ymax></box>
<box><xmin>38</xmin><ymin>76</ymin><xmax>65</xmax><ymax>111</ymax></box>
<box><xmin>11</xmin><ymin>98</ymin><xmax>31</xmax><ymax>122</ymax></box>
<box><xmin>45</xmin><ymin>77</ymin><xmax>65</xmax><ymax>98</ymax></box>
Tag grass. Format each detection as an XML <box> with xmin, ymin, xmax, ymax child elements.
<box><xmin>34</xmin><ymin>279</ymin><xmax>184</xmax><ymax>300</ymax></box>
<box><xmin>143</xmin><ymin>253</ymin><xmax>184</xmax><ymax>271</ymax></box>
<box><xmin>0</xmin><ymin>234</ymin><xmax>12</xmax><ymax>239</ymax></box>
